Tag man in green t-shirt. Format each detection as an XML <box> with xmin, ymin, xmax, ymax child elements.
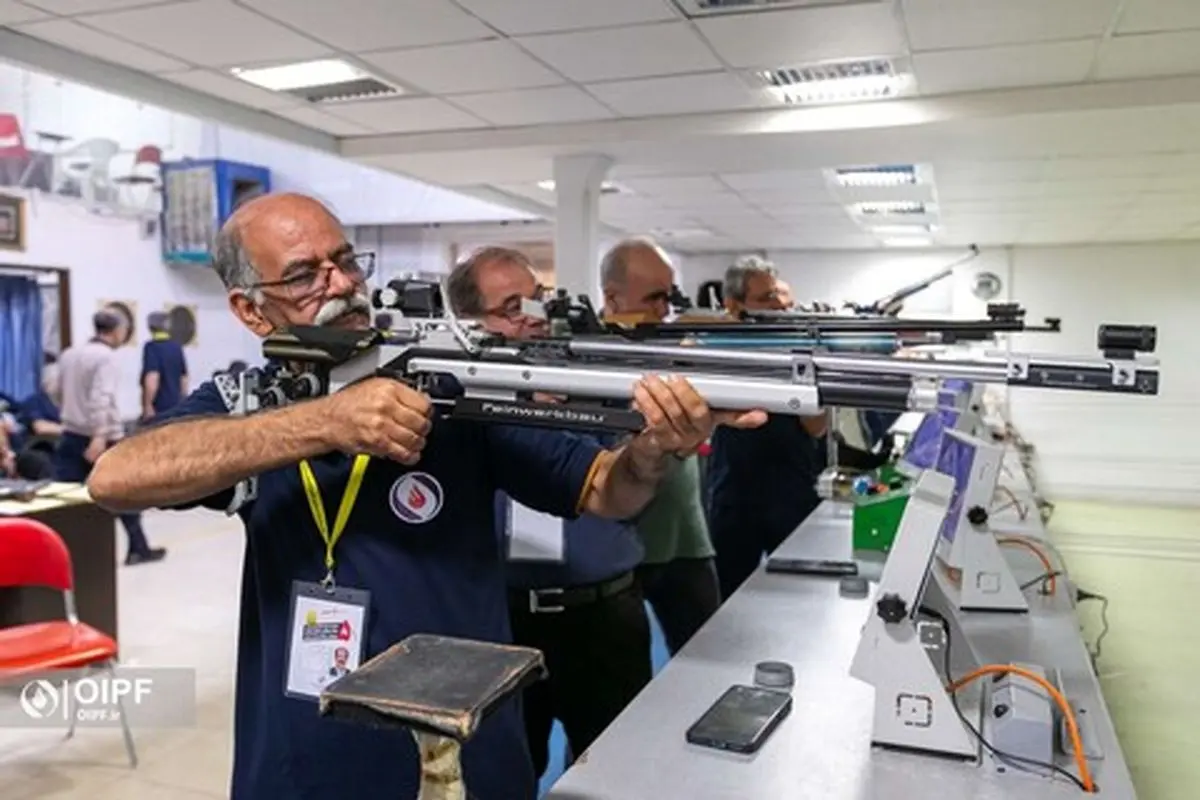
<box><xmin>599</xmin><ymin>238</ymin><xmax>720</xmax><ymax>654</ymax></box>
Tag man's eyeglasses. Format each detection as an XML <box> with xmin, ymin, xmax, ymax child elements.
<box><xmin>485</xmin><ymin>286</ymin><xmax>549</xmax><ymax>320</ymax></box>
<box><xmin>250</xmin><ymin>251</ymin><xmax>376</xmax><ymax>302</ymax></box>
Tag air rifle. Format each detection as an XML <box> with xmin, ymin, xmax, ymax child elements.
<box><xmin>541</xmin><ymin>286</ymin><xmax>1060</xmax><ymax>346</ymax></box>
<box><xmin>250</xmin><ymin>299</ymin><xmax>1158</xmax><ymax>436</ymax></box>
<box><xmin>843</xmin><ymin>245</ymin><xmax>980</xmax><ymax>316</ymax></box>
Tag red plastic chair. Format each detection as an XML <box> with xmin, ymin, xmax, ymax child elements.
<box><xmin>0</xmin><ymin>517</ymin><xmax>137</xmax><ymax>766</ymax></box>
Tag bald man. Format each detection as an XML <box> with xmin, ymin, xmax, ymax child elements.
<box><xmin>87</xmin><ymin>194</ymin><xmax>764</xmax><ymax>800</ymax></box>
<box><xmin>598</xmin><ymin>239</ymin><xmax>721</xmax><ymax>655</ymax></box>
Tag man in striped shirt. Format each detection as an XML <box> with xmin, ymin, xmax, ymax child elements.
<box><xmin>55</xmin><ymin>311</ymin><xmax>166</xmax><ymax>565</ymax></box>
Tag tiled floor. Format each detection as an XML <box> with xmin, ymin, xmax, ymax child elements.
<box><xmin>0</xmin><ymin>508</ymin><xmax>243</xmax><ymax>799</ymax></box>
<box><xmin>1</xmin><ymin>501</ymin><xmax>1196</xmax><ymax>799</ymax></box>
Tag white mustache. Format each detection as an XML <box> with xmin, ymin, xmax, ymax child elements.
<box><xmin>314</xmin><ymin>291</ymin><xmax>371</xmax><ymax>326</ymax></box>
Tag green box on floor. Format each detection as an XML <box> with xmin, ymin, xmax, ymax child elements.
<box><xmin>851</xmin><ymin>485</ymin><xmax>911</xmax><ymax>553</ymax></box>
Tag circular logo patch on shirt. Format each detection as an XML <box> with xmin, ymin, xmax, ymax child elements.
<box><xmin>389</xmin><ymin>472</ymin><xmax>444</xmax><ymax>524</ymax></box>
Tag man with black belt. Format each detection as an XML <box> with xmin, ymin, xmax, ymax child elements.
<box><xmin>599</xmin><ymin>239</ymin><xmax>720</xmax><ymax>654</ymax></box>
<box><xmin>56</xmin><ymin>311</ymin><xmax>166</xmax><ymax>565</ymax></box>
<box><xmin>447</xmin><ymin>247</ymin><xmax>652</xmax><ymax>777</ymax></box>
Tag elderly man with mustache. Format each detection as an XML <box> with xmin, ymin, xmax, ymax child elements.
<box><xmin>87</xmin><ymin>193</ymin><xmax>766</xmax><ymax>800</ymax></box>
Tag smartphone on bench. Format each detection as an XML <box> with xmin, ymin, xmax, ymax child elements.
<box><xmin>765</xmin><ymin>557</ymin><xmax>858</xmax><ymax>577</ymax></box>
<box><xmin>685</xmin><ymin>685</ymin><xmax>792</xmax><ymax>754</ymax></box>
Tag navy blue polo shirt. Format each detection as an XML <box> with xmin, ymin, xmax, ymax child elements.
<box><xmin>141</xmin><ymin>336</ymin><xmax>188</xmax><ymax>413</ymax></box>
<box><xmin>500</xmin><ymin>430</ymin><xmax>642</xmax><ymax>590</ymax></box>
<box><xmin>18</xmin><ymin>391</ymin><xmax>61</xmax><ymax>428</ymax></box>
<box><xmin>706</xmin><ymin>415</ymin><xmax>826</xmax><ymax>545</ymax></box>
<box><xmin>497</xmin><ymin>496</ymin><xmax>644</xmax><ymax>591</ymax></box>
<box><xmin>152</xmin><ymin>379</ymin><xmax>603</xmax><ymax>800</ymax></box>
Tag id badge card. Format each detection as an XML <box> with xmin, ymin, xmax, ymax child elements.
<box><xmin>283</xmin><ymin>581</ymin><xmax>371</xmax><ymax>701</ymax></box>
<box><xmin>506</xmin><ymin>500</ymin><xmax>566</xmax><ymax>564</ymax></box>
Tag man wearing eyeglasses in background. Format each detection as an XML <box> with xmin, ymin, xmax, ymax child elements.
<box><xmin>447</xmin><ymin>246</ymin><xmax>653</xmax><ymax>781</ymax></box>
<box><xmin>87</xmin><ymin>194</ymin><xmax>765</xmax><ymax>800</ymax></box>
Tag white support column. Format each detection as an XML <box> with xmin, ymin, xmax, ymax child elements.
<box><xmin>552</xmin><ymin>154</ymin><xmax>613</xmax><ymax>302</ymax></box>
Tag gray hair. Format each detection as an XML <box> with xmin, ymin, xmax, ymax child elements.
<box><xmin>723</xmin><ymin>254</ymin><xmax>777</xmax><ymax>303</ymax></box>
<box><xmin>600</xmin><ymin>238</ymin><xmax>660</xmax><ymax>291</ymax></box>
<box><xmin>212</xmin><ymin>221</ymin><xmax>259</xmax><ymax>291</ymax></box>
<box><xmin>447</xmin><ymin>246</ymin><xmax>535</xmax><ymax>316</ymax></box>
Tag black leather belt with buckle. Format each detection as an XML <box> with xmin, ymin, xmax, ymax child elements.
<box><xmin>514</xmin><ymin>571</ymin><xmax>636</xmax><ymax>614</ymax></box>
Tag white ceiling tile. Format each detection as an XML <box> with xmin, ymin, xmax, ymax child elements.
<box><xmin>240</xmin><ymin>0</ymin><xmax>493</xmax><ymax>52</ymax></box>
<box><xmin>913</xmin><ymin>40</ymin><xmax>1096</xmax><ymax>96</ymax></box>
<box><xmin>79</xmin><ymin>0</ymin><xmax>331</xmax><ymax>68</ymax></box>
<box><xmin>515</xmin><ymin>22</ymin><xmax>721</xmax><ymax>83</ymax></box>
<box><xmin>1115</xmin><ymin>0</ymin><xmax>1200</xmax><ymax>34</ymax></box>
<box><xmin>13</xmin><ymin>17</ymin><xmax>189</xmax><ymax>72</ymax></box>
<box><xmin>902</xmin><ymin>0</ymin><xmax>1118</xmax><ymax>50</ymax></box>
<box><xmin>272</xmin><ymin>105</ymin><xmax>374</xmax><ymax>135</ymax></box>
<box><xmin>162</xmin><ymin>69</ymin><xmax>300</xmax><ymax>109</ymax></box>
<box><xmin>454</xmin><ymin>0</ymin><xmax>679</xmax><ymax>35</ymax></box>
<box><xmin>585</xmin><ymin>72</ymin><xmax>773</xmax><ymax>117</ymax></box>
<box><xmin>1096</xmin><ymin>31</ymin><xmax>1200</xmax><ymax>81</ymax></box>
<box><xmin>0</xmin><ymin>1</ymin><xmax>49</xmax><ymax>24</ymax></box>
<box><xmin>695</xmin><ymin>4</ymin><xmax>906</xmax><ymax>69</ymax></box>
<box><xmin>1043</xmin><ymin>154</ymin><xmax>1178</xmax><ymax>179</ymax></box>
<box><xmin>718</xmin><ymin>170</ymin><xmax>829</xmax><ymax>192</ymax></box>
<box><xmin>448</xmin><ymin>86</ymin><xmax>613</xmax><ymax>126</ymax></box>
<box><xmin>20</xmin><ymin>0</ymin><xmax>149</xmax><ymax>13</ymax></box>
<box><xmin>619</xmin><ymin>175</ymin><xmax>731</xmax><ymax>198</ymax></box>
<box><xmin>324</xmin><ymin>97</ymin><xmax>488</xmax><ymax>133</ymax></box>
<box><xmin>362</xmin><ymin>40</ymin><xmax>564</xmax><ymax>95</ymax></box>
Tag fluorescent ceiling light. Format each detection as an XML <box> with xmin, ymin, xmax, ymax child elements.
<box><xmin>231</xmin><ymin>58</ymin><xmax>375</xmax><ymax>92</ymax></box>
<box><xmin>757</xmin><ymin>59</ymin><xmax>910</xmax><ymax>106</ymax></box>
<box><xmin>881</xmin><ymin>236</ymin><xmax>934</xmax><ymax>248</ymax></box>
<box><xmin>537</xmin><ymin>179</ymin><xmax>628</xmax><ymax>194</ymax></box>
<box><xmin>870</xmin><ymin>224</ymin><xmax>936</xmax><ymax>235</ymax></box>
<box><xmin>834</xmin><ymin>165</ymin><xmax>917</xmax><ymax>188</ymax></box>
<box><xmin>853</xmin><ymin>201</ymin><xmax>927</xmax><ymax>216</ymax></box>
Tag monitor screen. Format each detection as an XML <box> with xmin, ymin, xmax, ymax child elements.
<box><xmin>935</xmin><ymin>433</ymin><xmax>977</xmax><ymax>544</ymax></box>
<box><xmin>903</xmin><ymin>408</ymin><xmax>961</xmax><ymax>470</ymax></box>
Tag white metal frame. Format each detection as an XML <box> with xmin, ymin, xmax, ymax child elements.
<box><xmin>849</xmin><ymin>470</ymin><xmax>981</xmax><ymax>758</ymax></box>
<box><xmin>934</xmin><ymin>429</ymin><xmax>1028</xmax><ymax>613</ymax></box>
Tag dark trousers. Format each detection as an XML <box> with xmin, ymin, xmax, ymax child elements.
<box><xmin>637</xmin><ymin>557</ymin><xmax>721</xmax><ymax>656</ymax></box>
<box><xmin>712</xmin><ymin>518</ymin><xmax>799</xmax><ymax>600</ymax></box>
<box><xmin>509</xmin><ymin>579</ymin><xmax>652</xmax><ymax>779</ymax></box>
<box><xmin>55</xmin><ymin>433</ymin><xmax>152</xmax><ymax>558</ymax></box>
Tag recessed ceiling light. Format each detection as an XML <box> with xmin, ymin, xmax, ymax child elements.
<box><xmin>834</xmin><ymin>165</ymin><xmax>917</xmax><ymax>188</ymax></box>
<box><xmin>870</xmin><ymin>224</ymin><xmax>936</xmax><ymax>235</ymax></box>
<box><xmin>881</xmin><ymin>236</ymin><xmax>934</xmax><ymax>248</ymax></box>
<box><xmin>537</xmin><ymin>179</ymin><xmax>629</xmax><ymax>195</ymax></box>
<box><xmin>853</xmin><ymin>201</ymin><xmax>927</xmax><ymax>216</ymax></box>
<box><xmin>755</xmin><ymin>58</ymin><xmax>911</xmax><ymax>106</ymax></box>
<box><xmin>230</xmin><ymin>58</ymin><xmax>401</xmax><ymax>102</ymax></box>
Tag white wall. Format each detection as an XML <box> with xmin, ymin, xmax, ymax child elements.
<box><xmin>680</xmin><ymin>245</ymin><xmax>1192</xmax><ymax>507</ymax></box>
<box><xmin>3</xmin><ymin>187</ymin><xmax>261</xmax><ymax>417</ymax></box>
<box><xmin>0</xmin><ymin>61</ymin><xmax>530</xmax><ymax>225</ymax></box>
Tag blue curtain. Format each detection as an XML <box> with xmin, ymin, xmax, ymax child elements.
<box><xmin>0</xmin><ymin>275</ymin><xmax>44</xmax><ymax>401</ymax></box>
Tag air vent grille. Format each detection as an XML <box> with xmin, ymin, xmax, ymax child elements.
<box><xmin>283</xmin><ymin>77</ymin><xmax>400</xmax><ymax>104</ymax></box>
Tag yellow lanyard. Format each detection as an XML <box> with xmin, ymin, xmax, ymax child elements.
<box><xmin>298</xmin><ymin>454</ymin><xmax>370</xmax><ymax>586</ymax></box>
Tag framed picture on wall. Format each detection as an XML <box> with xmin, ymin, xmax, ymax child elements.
<box><xmin>0</xmin><ymin>194</ymin><xmax>25</xmax><ymax>251</ymax></box>
<box><xmin>163</xmin><ymin>303</ymin><xmax>198</xmax><ymax>347</ymax></box>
